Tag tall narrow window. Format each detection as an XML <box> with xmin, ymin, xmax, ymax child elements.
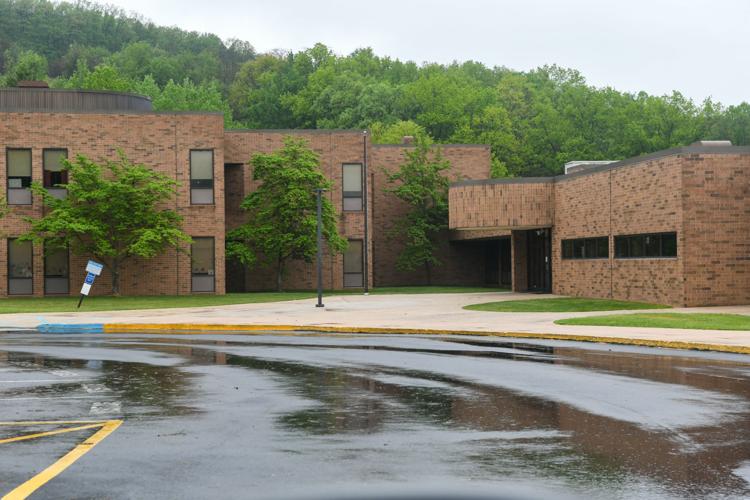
<box><xmin>343</xmin><ymin>240</ymin><xmax>364</xmax><ymax>287</ymax></box>
<box><xmin>43</xmin><ymin>149</ymin><xmax>68</xmax><ymax>200</ymax></box>
<box><xmin>190</xmin><ymin>150</ymin><xmax>214</xmax><ymax>204</ymax></box>
<box><xmin>7</xmin><ymin>148</ymin><xmax>32</xmax><ymax>205</ymax></box>
<box><xmin>191</xmin><ymin>237</ymin><xmax>215</xmax><ymax>292</ymax></box>
<box><xmin>342</xmin><ymin>163</ymin><xmax>363</xmax><ymax>211</ymax></box>
<box><xmin>8</xmin><ymin>239</ymin><xmax>33</xmax><ymax>295</ymax></box>
<box><xmin>44</xmin><ymin>246</ymin><xmax>69</xmax><ymax>295</ymax></box>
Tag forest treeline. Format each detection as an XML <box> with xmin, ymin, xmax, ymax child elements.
<box><xmin>1</xmin><ymin>0</ymin><xmax>748</xmax><ymax>177</ymax></box>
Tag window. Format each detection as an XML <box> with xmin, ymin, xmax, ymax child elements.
<box><xmin>190</xmin><ymin>150</ymin><xmax>214</xmax><ymax>204</ymax></box>
<box><xmin>614</xmin><ymin>232</ymin><xmax>677</xmax><ymax>259</ymax></box>
<box><xmin>342</xmin><ymin>163</ymin><xmax>363</xmax><ymax>211</ymax></box>
<box><xmin>191</xmin><ymin>237</ymin><xmax>215</xmax><ymax>292</ymax></box>
<box><xmin>44</xmin><ymin>245</ymin><xmax>69</xmax><ymax>295</ymax></box>
<box><xmin>43</xmin><ymin>149</ymin><xmax>68</xmax><ymax>199</ymax></box>
<box><xmin>561</xmin><ymin>237</ymin><xmax>608</xmax><ymax>259</ymax></box>
<box><xmin>7</xmin><ymin>148</ymin><xmax>32</xmax><ymax>205</ymax></box>
<box><xmin>8</xmin><ymin>239</ymin><xmax>33</xmax><ymax>295</ymax></box>
<box><xmin>343</xmin><ymin>240</ymin><xmax>364</xmax><ymax>287</ymax></box>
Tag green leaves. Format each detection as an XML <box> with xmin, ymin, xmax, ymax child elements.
<box><xmin>386</xmin><ymin>140</ymin><xmax>451</xmax><ymax>277</ymax></box>
<box><xmin>226</xmin><ymin>137</ymin><xmax>347</xmax><ymax>290</ymax></box>
<box><xmin>22</xmin><ymin>152</ymin><xmax>190</xmax><ymax>294</ymax></box>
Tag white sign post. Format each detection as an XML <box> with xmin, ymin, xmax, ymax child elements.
<box><xmin>78</xmin><ymin>260</ymin><xmax>104</xmax><ymax>309</ymax></box>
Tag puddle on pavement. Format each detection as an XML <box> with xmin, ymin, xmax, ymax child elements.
<box><xmin>1</xmin><ymin>333</ymin><xmax>749</xmax><ymax>499</ymax></box>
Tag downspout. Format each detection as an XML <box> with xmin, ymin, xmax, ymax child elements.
<box><xmin>362</xmin><ymin>130</ymin><xmax>369</xmax><ymax>294</ymax></box>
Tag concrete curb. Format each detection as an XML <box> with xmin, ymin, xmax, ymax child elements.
<box><xmin>69</xmin><ymin>322</ymin><xmax>750</xmax><ymax>355</ymax></box>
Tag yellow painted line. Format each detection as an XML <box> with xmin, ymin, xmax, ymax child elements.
<box><xmin>101</xmin><ymin>323</ymin><xmax>750</xmax><ymax>355</ymax></box>
<box><xmin>2</xmin><ymin>420</ymin><xmax>122</xmax><ymax>500</ymax></box>
<box><xmin>0</xmin><ymin>423</ymin><xmax>103</xmax><ymax>445</ymax></box>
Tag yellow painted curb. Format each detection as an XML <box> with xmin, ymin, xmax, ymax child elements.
<box><xmin>101</xmin><ymin>323</ymin><xmax>750</xmax><ymax>355</ymax></box>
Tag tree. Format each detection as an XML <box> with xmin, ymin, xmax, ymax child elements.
<box><xmin>386</xmin><ymin>139</ymin><xmax>452</xmax><ymax>284</ymax></box>
<box><xmin>3</xmin><ymin>49</ymin><xmax>48</xmax><ymax>85</ymax></box>
<box><xmin>226</xmin><ymin>137</ymin><xmax>347</xmax><ymax>291</ymax></box>
<box><xmin>22</xmin><ymin>152</ymin><xmax>191</xmax><ymax>295</ymax></box>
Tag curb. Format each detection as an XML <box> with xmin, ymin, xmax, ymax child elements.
<box><xmin>54</xmin><ymin>322</ymin><xmax>750</xmax><ymax>355</ymax></box>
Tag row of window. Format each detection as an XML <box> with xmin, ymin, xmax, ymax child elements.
<box><xmin>5</xmin><ymin>236</ymin><xmax>366</xmax><ymax>294</ymax></box>
<box><xmin>6</xmin><ymin>237</ymin><xmax>218</xmax><ymax>295</ymax></box>
<box><xmin>5</xmin><ymin>148</ymin><xmax>365</xmax><ymax>211</ymax></box>
<box><xmin>561</xmin><ymin>232</ymin><xmax>677</xmax><ymax>260</ymax></box>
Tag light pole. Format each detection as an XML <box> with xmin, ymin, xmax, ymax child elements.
<box><xmin>315</xmin><ymin>187</ymin><xmax>326</xmax><ymax>308</ymax></box>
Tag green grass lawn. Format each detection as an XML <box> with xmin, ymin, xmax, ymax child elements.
<box><xmin>556</xmin><ymin>313</ymin><xmax>750</xmax><ymax>331</ymax></box>
<box><xmin>464</xmin><ymin>297</ymin><xmax>669</xmax><ymax>313</ymax></box>
<box><xmin>0</xmin><ymin>286</ymin><xmax>508</xmax><ymax>314</ymax></box>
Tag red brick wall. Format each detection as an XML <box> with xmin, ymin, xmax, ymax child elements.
<box><xmin>449</xmin><ymin>180</ymin><xmax>554</xmax><ymax>230</ymax></box>
<box><xmin>682</xmin><ymin>154</ymin><xmax>750</xmax><ymax>306</ymax></box>
<box><xmin>0</xmin><ymin>111</ymin><xmax>226</xmax><ymax>296</ymax></box>
<box><xmin>224</xmin><ymin>130</ymin><xmax>373</xmax><ymax>291</ymax></box>
<box><xmin>371</xmin><ymin>144</ymin><xmax>491</xmax><ymax>286</ymax></box>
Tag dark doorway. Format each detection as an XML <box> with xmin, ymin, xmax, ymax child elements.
<box><xmin>484</xmin><ymin>240</ymin><xmax>499</xmax><ymax>285</ymax></box>
<box><xmin>527</xmin><ymin>229</ymin><xmax>551</xmax><ymax>292</ymax></box>
<box><xmin>499</xmin><ymin>237</ymin><xmax>511</xmax><ymax>287</ymax></box>
<box><xmin>225</xmin><ymin>257</ymin><xmax>246</xmax><ymax>293</ymax></box>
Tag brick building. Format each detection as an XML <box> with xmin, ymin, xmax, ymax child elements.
<box><xmin>449</xmin><ymin>142</ymin><xmax>750</xmax><ymax>306</ymax></box>
<box><xmin>0</xmin><ymin>86</ymin><xmax>492</xmax><ymax>297</ymax></box>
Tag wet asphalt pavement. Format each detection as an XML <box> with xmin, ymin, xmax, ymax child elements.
<box><xmin>1</xmin><ymin>332</ymin><xmax>750</xmax><ymax>499</ymax></box>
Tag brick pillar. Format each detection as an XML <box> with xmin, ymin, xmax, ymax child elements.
<box><xmin>511</xmin><ymin>230</ymin><xmax>528</xmax><ymax>292</ymax></box>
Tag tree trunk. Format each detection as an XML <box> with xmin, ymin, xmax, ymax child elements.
<box><xmin>276</xmin><ymin>258</ymin><xmax>284</xmax><ymax>292</ymax></box>
<box><xmin>111</xmin><ymin>266</ymin><xmax>121</xmax><ymax>296</ymax></box>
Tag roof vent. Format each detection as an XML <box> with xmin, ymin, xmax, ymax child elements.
<box><xmin>564</xmin><ymin>160</ymin><xmax>617</xmax><ymax>175</ymax></box>
<box><xmin>16</xmin><ymin>80</ymin><xmax>49</xmax><ymax>88</ymax></box>
<box><xmin>691</xmin><ymin>140</ymin><xmax>732</xmax><ymax>147</ymax></box>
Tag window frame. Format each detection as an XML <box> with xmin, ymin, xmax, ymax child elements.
<box><xmin>8</xmin><ymin>238</ymin><xmax>33</xmax><ymax>295</ymax></box>
<box><xmin>42</xmin><ymin>148</ymin><xmax>69</xmax><ymax>188</ymax></box>
<box><xmin>6</xmin><ymin>148</ymin><xmax>33</xmax><ymax>206</ymax></box>
<box><xmin>343</xmin><ymin>239</ymin><xmax>364</xmax><ymax>288</ymax></box>
<box><xmin>342</xmin><ymin>163</ymin><xmax>363</xmax><ymax>212</ymax></box>
<box><xmin>190</xmin><ymin>236</ymin><xmax>216</xmax><ymax>293</ymax></box>
<box><xmin>43</xmin><ymin>244</ymin><xmax>70</xmax><ymax>295</ymax></box>
<box><xmin>189</xmin><ymin>149</ymin><xmax>215</xmax><ymax>205</ymax></box>
<box><xmin>614</xmin><ymin>232</ymin><xmax>677</xmax><ymax>259</ymax></box>
<box><xmin>561</xmin><ymin>236</ymin><xmax>609</xmax><ymax>260</ymax></box>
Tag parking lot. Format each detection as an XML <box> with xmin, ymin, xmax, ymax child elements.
<box><xmin>1</xmin><ymin>331</ymin><xmax>750</xmax><ymax>499</ymax></box>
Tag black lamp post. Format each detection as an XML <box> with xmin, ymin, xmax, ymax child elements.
<box><xmin>315</xmin><ymin>187</ymin><xmax>326</xmax><ymax>308</ymax></box>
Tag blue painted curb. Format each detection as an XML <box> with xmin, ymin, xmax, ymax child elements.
<box><xmin>38</xmin><ymin>323</ymin><xmax>105</xmax><ymax>334</ymax></box>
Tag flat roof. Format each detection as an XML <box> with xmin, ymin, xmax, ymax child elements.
<box><xmin>451</xmin><ymin>144</ymin><xmax>750</xmax><ymax>188</ymax></box>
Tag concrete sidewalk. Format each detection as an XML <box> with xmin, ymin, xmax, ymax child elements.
<box><xmin>2</xmin><ymin>291</ymin><xmax>750</xmax><ymax>351</ymax></box>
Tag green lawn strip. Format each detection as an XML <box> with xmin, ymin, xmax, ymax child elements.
<box><xmin>464</xmin><ymin>297</ymin><xmax>668</xmax><ymax>313</ymax></box>
<box><xmin>556</xmin><ymin>313</ymin><xmax>750</xmax><ymax>331</ymax></box>
<box><xmin>0</xmin><ymin>286</ymin><xmax>509</xmax><ymax>314</ymax></box>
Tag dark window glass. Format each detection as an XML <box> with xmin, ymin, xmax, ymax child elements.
<box><xmin>191</xmin><ymin>237</ymin><xmax>215</xmax><ymax>292</ymax></box>
<box><xmin>44</xmin><ymin>245</ymin><xmax>69</xmax><ymax>295</ymax></box>
<box><xmin>190</xmin><ymin>150</ymin><xmax>214</xmax><ymax>204</ymax></box>
<box><xmin>8</xmin><ymin>239</ymin><xmax>33</xmax><ymax>295</ymax></box>
<box><xmin>43</xmin><ymin>149</ymin><xmax>68</xmax><ymax>187</ymax></box>
<box><xmin>7</xmin><ymin>148</ymin><xmax>32</xmax><ymax>205</ymax></box>
<box><xmin>615</xmin><ymin>232</ymin><xmax>677</xmax><ymax>259</ymax></box>
<box><xmin>561</xmin><ymin>237</ymin><xmax>609</xmax><ymax>260</ymax></box>
<box><xmin>343</xmin><ymin>163</ymin><xmax>363</xmax><ymax>211</ymax></box>
<box><xmin>562</xmin><ymin>240</ymin><xmax>573</xmax><ymax>259</ymax></box>
<box><xmin>661</xmin><ymin>233</ymin><xmax>677</xmax><ymax>257</ymax></box>
<box><xmin>343</xmin><ymin>240</ymin><xmax>364</xmax><ymax>287</ymax></box>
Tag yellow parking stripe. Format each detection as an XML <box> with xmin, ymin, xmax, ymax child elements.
<box><xmin>0</xmin><ymin>423</ymin><xmax>104</xmax><ymax>445</ymax></box>
<box><xmin>1</xmin><ymin>419</ymin><xmax>122</xmax><ymax>500</ymax></box>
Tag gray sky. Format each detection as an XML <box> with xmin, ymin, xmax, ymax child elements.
<box><xmin>105</xmin><ymin>0</ymin><xmax>749</xmax><ymax>105</ymax></box>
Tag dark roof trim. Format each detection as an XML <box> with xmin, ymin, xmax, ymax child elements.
<box><xmin>0</xmin><ymin>86</ymin><xmax>152</xmax><ymax>100</ymax></box>
<box><xmin>452</xmin><ymin>177</ymin><xmax>554</xmax><ymax>187</ymax></box>
<box><xmin>451</xmin><ymin>145</ymin><xmax>750</xmax><ymax>187</ymax></box>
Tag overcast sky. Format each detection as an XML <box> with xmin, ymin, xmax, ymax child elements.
<box><xmin>104</xmin><ymin>0</ymin><xmax>749</xmax><ymax>105</ymax></box>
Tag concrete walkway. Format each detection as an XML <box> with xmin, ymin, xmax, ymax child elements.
<box><xmin>2</xmin><ymin>291</ymin><xmax>750</xmax><ymax>350</ymax></box>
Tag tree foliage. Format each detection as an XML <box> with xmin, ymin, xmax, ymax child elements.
<box><xmin>386</xmin><ymin>140</ymin><xmax>452</xmax><ymax>284</ymax></box>
<box><xmin>21</xmin><ymin>152</ymin><xmax>191</xmax><ymax>295</ymax></box>
<box><xmin>226</xmin><ymin>137</ymin><xmax>347</xmax><ymax>291</ymax></box>
<box><xmin>2</xmin><ymin>1</ymin><xmax>750</xmax><ymax>178</ymax></box>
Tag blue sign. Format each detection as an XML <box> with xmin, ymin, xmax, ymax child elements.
<box><xmin>84</xmin><ymin>272</ymin><xmax>95</xmax><ymax>285</ymax></box>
